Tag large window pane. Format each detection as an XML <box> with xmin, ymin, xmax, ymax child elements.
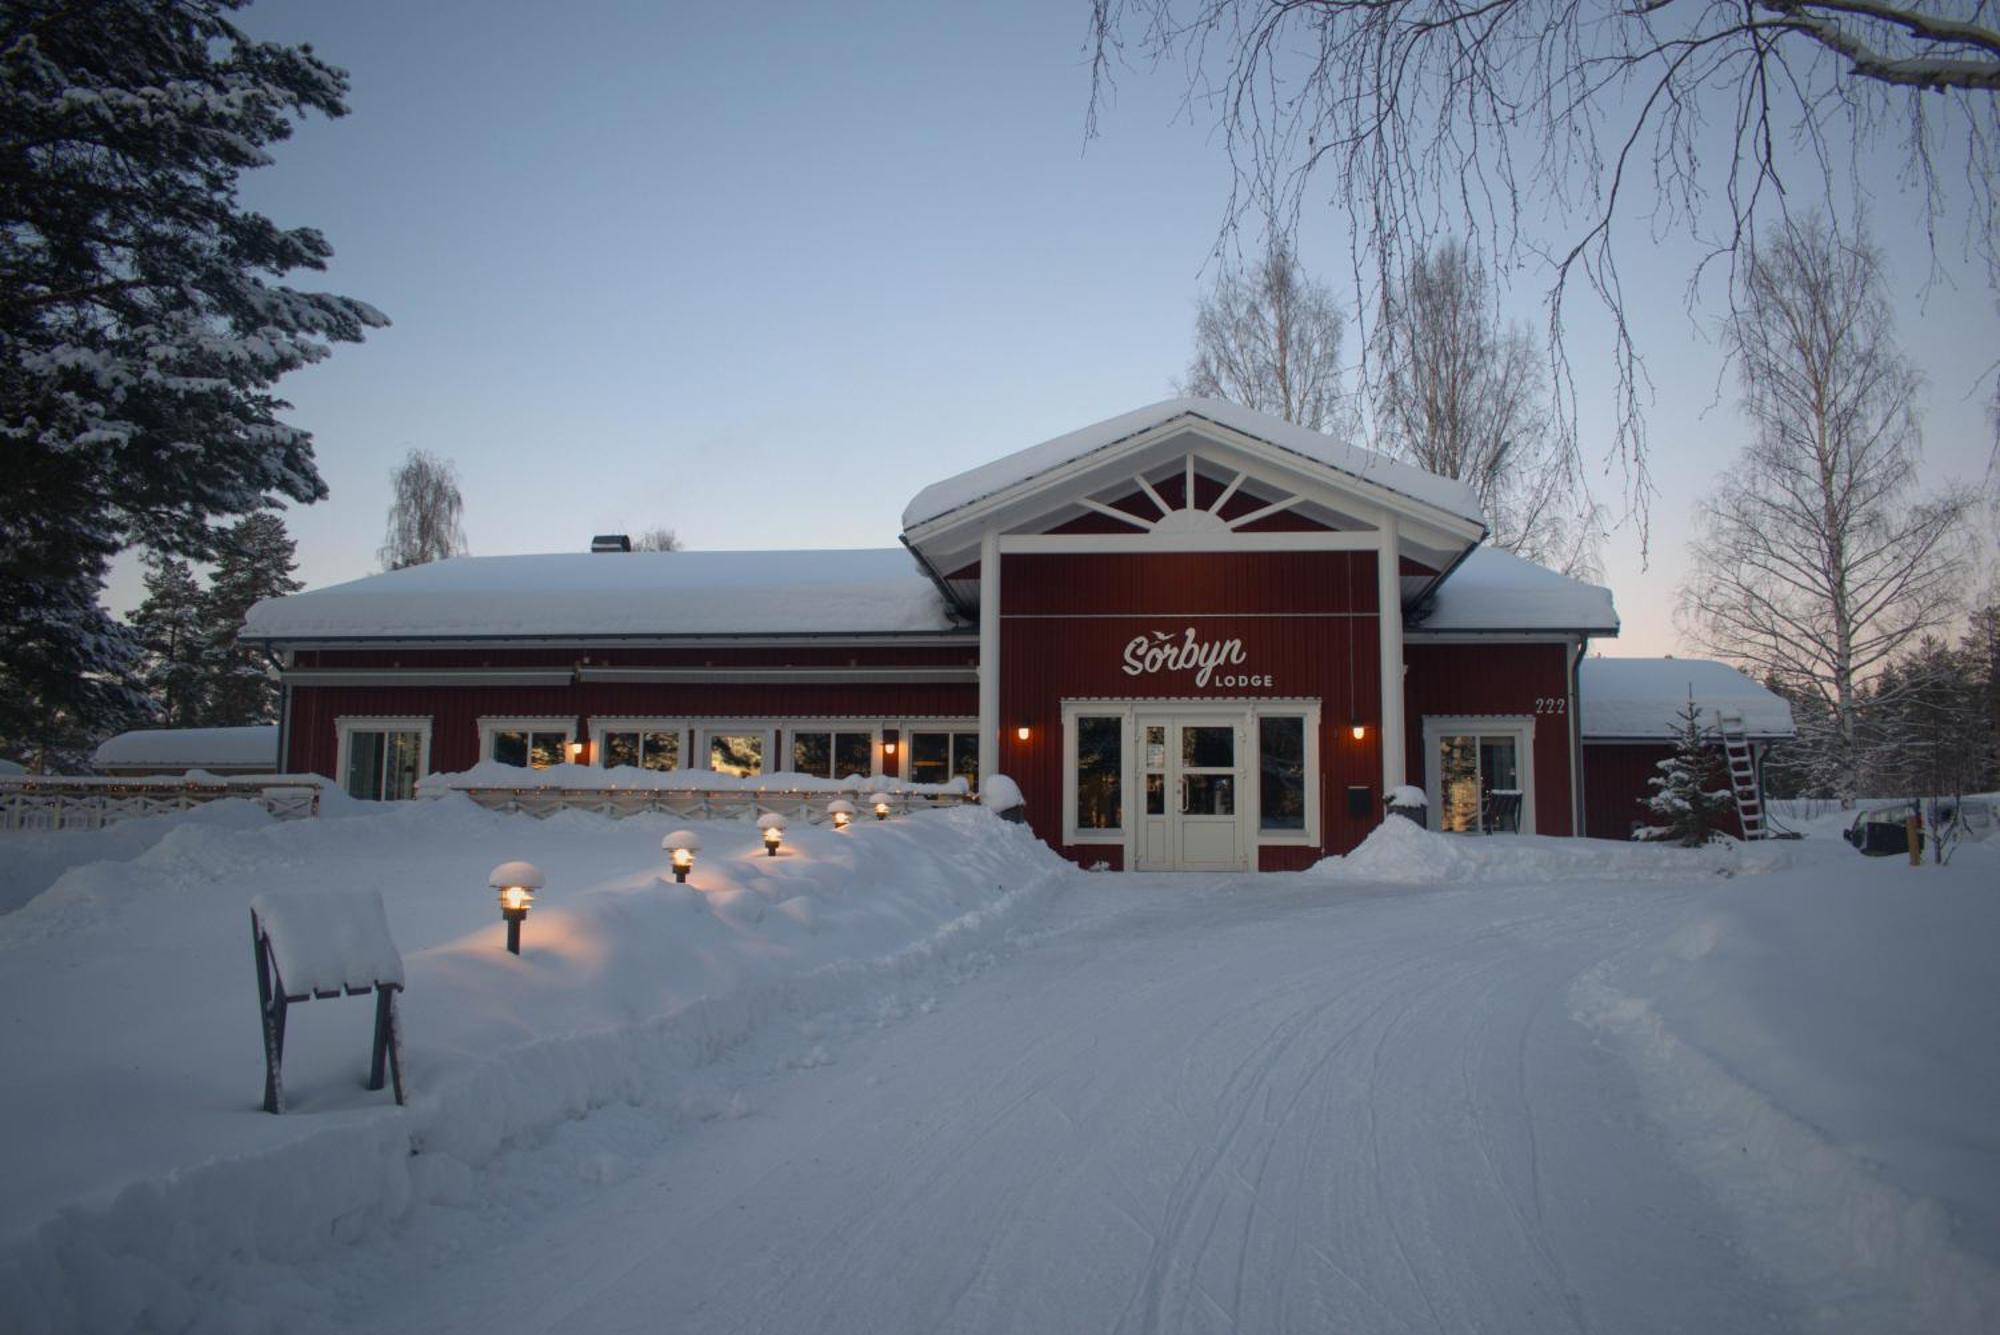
<box><xmin>1438</xmin><ymin>735</ymin><xmax>1480</xmax><ymax>833</ymax></box>
<box><xmin>709</xmin><ymin>733</ymin><xmax>763</xmax><ymax>777</ymax></box>
<box><xmin>603</xmin><ymin>731</ymin><xmax>641</xmax><ymax>769</ymax></box>
<box><xmin>1075</xmin><ymin>716</ymin><xmax>1122</xmax><ymax>831</ymax></box>
<box><xmin>492</xmin><ymin>730</ymin><xmax>529</xmax><ymax>768</ymax></box>
<box><xmin>910</xmin><ymin>732</ymin><xmax>949</xmax><ymax>784</ymax></box>
<box><xmin>834</xmin><ymin>732</ymin><xmax>873</xmax><ymax>779</ymax></box>
<box><xmin>529</xmin><ymin>732</ymin><xmax>566</xmax><ymax>768</ymax></box>
<box><xmin>640</xmin><ymin>731</ymin><xmax>680</xmax><ymax>771</ymax></box>
<box><xmin>1182</xmin><ymin>774</ymin><xmax>1235</xmax><ymax>815</ymax></box>
<box><xmin>951</xmin><ymin>733</ymin><xmax>979</xmax><ymax>789</ymax></box>
<box><xmin>792</xmin><ymin>731</ymin><xmax>831</xmax><ymax>778</ymax></box>
<box><xmin>344</xmin><ymin>731</ymin><xmax>385</xmax><ymax>801</ymax></box>
<box><xmin>385</xmin><ymin>731</ymin><xmax>423</xmax><ymax>800</ymax></box>
<box><xmin>1258</xmin><ymin>716</ymin><xmax>1306</xmax><ymax>831</ymax></box>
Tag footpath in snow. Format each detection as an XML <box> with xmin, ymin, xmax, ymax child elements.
<box><xmin>2</xmin><ymin>800</ymin><xmax>1996</xmax><ymax>1333</ymax></box>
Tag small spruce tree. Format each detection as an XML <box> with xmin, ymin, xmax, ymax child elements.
<box><xmin>1638</xmin><ymin>697</ymin><xmax>1736</xmax><ymax>847</ymax></box>
<box><xmin>130</xmin><ymin>554</ymin><xmax>209</xmax><ymax>727</ymax></box>
<box><xmin>200</xmin><ymin>515</ymin><xmax>303</xmax><ymax>725</ymax></box>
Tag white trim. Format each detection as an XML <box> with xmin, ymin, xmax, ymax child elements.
<box><xmin>1059</xmin><ymin>698</ymin><xmax>1324</xmax><ymax>862</ymax></box>
<box><xmin>334</xmin><ymin>715</ymin><xmax>432</xmax><ymax>801</ymax></box>
<box><xmin>1421</xmin><ymin>715</ymin><xmax>1537</xmax><ymax>834</ymax></box>
<box><xmin>1378</xmin><ymin>516</ymin><xmax>1407</xmax><ymax>792</ymax></box>
<box><xmin>978</xmin><ymin>529</ymin><xmax>1000</xmax><ymax>788</ymax></box>
<box><xmin>477</xmin><ymin>715</ymin><xmax>575</xmax><ymax>767</ymax></box>
<box><xmin>996</xmin><ymin>530</ymin><xmax>1379</xmax><ymax>555</ymax></box>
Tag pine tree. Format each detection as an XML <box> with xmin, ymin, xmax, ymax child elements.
<box><xmin>130</xmin><ymin>554</ymin><xmax>208</xmax><ymax>727</ymax></box>
<box><xmin>0</xmin><ymin>1</ymin><xmax>384</xmax><ymax>761</ymax></box>
<box><xmin>200</xmin><ymin>514</ymin><xmax>302</xmax><ymax>726</ymax></box>
<box><xmin>1637</xmin><ymin>698</ymin><xmax>1736</xmax><ymax>847</ymax></box>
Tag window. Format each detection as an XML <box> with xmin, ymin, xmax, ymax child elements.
<box><xmin>907</xmin><ymin>729</ymin><xmax>979</xmax><ymax>787</ymax></box>
<box><xmin>790</xmin><ymin>729</ymin><xmax>876</xmax><ymax>780</ymax></box>
<box><xmin>336</xmin><ymin>717</ymin><xmax>430</xmax><ymax>801</ymax></box>
<box><xmin>603</xmin><ymin>730</ymin><xmax>680</xmax><ymax>771</ymax></box>
<box><xmin>1423</xmin><ymin>717</ymin><xmax>1536</xmax><ymax>834</ymax></box>
<box><xmin>1075</xmin><ymin>715</ymin><xmax>1123</xmax><ymax>831</ymax></box>
<box><xmin>480</xmin><ymin>717</ymin><xmax>573</xmax><ymax>769</ymax></box>
<box><xmin>1180</xmin><ymin>724</ymin><xmax>1235</xmax><ymax>815</ymax></box>
<box><xmin>1258</xmin><ymin>716</ymin><xmax>1306</xmax><ymax>831</ymax></box>
<box><xmin>705</xmin><ymin>731</ymin><xmax>766</xmax><ymax>777</ymax></box>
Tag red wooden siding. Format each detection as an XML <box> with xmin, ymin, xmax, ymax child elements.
<box><xmin>297</xmin><ymin>643</ymin><xmax>975</xmax><ymax>670</ymax></box>
<box><xmin>999</xmin><ymin>550</ymin><xmax>1384</xmax><ymax>864</ymax></box>
<box><xmin>1402</xmin><ymin>642</ymin><xmax>1576</xmax><ymax>837</ymax></box>
<box><xmin>1582</xmin><ymin>742</ymin><xmax>1749</xmax><ymax>841</ymax></box>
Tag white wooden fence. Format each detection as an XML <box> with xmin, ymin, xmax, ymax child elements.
<box><xmin>0</xmin><ymin>778</ymin><xmax>323</xmax><ymax>831</ymax></box>
<box><xmin>446</xmin><ymin>786</ymin><xmax>972</xmax><ymax>823</ymax></box>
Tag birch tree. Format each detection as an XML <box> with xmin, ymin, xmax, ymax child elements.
<box><xmin>380</xmin><ymin>450</ymin><xmax>467</xmax><ymax>570</ymax></box>
<box><xmin>1183</xmin><ymin>237</ymin><xmax>1350</xmax><ymax>436</ymax></box>
<box><xmin>1682</xmin><ymin>219</ymin><xmax>1971</xmax><ymax>801</ymax></box>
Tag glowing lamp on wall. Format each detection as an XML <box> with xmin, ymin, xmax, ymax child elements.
<box><xmin>662</xmin><ymin>829</ymin><xmax>700</xmax><ymax>883</ymax></box>
<box><xmin>488</xmin><ymin>860</ymin><xmax>544</xmax><ymax>956</ymax></box>
<box><xmin>1350</xmin><ymin>723</ymin><xmax>1367</xmax><ymax>742</ymax></box>
<box><xmin>1015</xmin><ymin>723</ymin><xmax>1031</xmax><ymax>742</ymax></box>
<box><xmin>567</xmin><ymin>739</ymin><xmax>587</xmax><ymax>764</ymax></box>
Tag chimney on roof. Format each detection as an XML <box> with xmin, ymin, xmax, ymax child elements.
<box><xmin>590</xmin><ymin>534</ymin><xmax>632</xmax><ymax>553</ymax></box>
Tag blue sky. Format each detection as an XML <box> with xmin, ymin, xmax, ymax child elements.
<box><xmin>104</xmin><ymin>0</ymin><xmax>1998</xmax><ymax>657</ymax></box>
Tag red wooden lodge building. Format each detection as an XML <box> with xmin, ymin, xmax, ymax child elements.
<box><xmin>243</xmin><ymin>400</ymin><xmax>1793</xmax><ymax>869</ymax></box>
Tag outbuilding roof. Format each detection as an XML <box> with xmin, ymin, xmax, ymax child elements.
<box><xmin>901</xmin><ymin>398</ymin><xmax>1488</xmax><ymax>533</ymax></box>
<box><xmin>241</xmin><ymin>548</ymin><xmax>959</xmax><ymax>643</ymax></box>
<box><xmin>92</xmin><ymin>725</ymin><xmax>279</xmax><ymax>771</ymax></box>
<box><xmin>1578</xmin><ymin>658</ymin><xmax>1795</xmax><ymax>739</ymax></box>
<box><xmin>1414</xmin><ymin>546</ymin><xmax>1620</xmax><ymax>635</ymax></box>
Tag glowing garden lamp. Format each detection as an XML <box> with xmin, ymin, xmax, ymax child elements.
<box><xmin>487</xmin><ymin>860</ymin><xmax>544</xmax><ymax>956</ymax></box>
<box><xmin>757</xmin><ymin>811</ymin><xmax>786</xmax><ymax>856</ymax></box>
<box><xmin>872</xmin><ymin>793</ymin><xmax>893</xmax><ymax>821</ymax></box>
<box><xmin>826</xmin><ymin>798</ymin><xmax>855</xmax><ymax>831</ymax></box>
<box><xmin>663</xmin><ymin>829</ymin><xmax>700</xmax><ymax>883</ymax></box>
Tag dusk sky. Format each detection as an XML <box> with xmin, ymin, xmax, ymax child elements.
<box><xmin>105</xmin><ymin>0</ymin><xmax>1999</xmax><ymax>657</ymax></box>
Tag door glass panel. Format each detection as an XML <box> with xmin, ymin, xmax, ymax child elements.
<box><xmin>1182</xmin><ymin>725</ymin><xmax>1234</xmax><ymax>768</ymax></box>
<box><xmin>1183</xmin><ymin>774</ymin><xmax>1235</xmax><ymax>815</ymax></box>
<box><xmin>834</xmin><ymin>731</ymin><xmax>874</xmax><ymax>779</ymax></box>
<box><xmin>1075</xmin><ymin>716</ymin><xmax>1122</xmax><ymax>830</ymax></box>
<box><xmin>1258</xmin><ymin>716</ymin><xmax>1306</xmax><ymax>831</ymax></box>
<box><xmin>345</xmin><ymin>731</ymin><xmax>386</xmax><ymax>801</ymax></box>
<box><xmin>709</xmin><ymin>733</ymin><xmax>764</xmax><ymax>777</ymax></box>
<box><xmin>1146</xmin><ymin>773</ymin><xmax>1166</xmax><ymax>815</ymax></box>
<box><xmin>1439</xmin><ymin>734</ymin><xmax>1480</xmax><ymax>832</ymax></box>
<box><xmin>909</xmin><ymin>732</ymin><xmax>949</xmax><ymax>784</ymax></box>
<box><xmin>1145</xmin><ymin>725</ymin><xmax>1167</xmax><ymax>769</ymax></box>
<box><xmin>1481</xmin><ymin>738</ymin><xmax>1519</xmax><ymax>794</ymax></box>
<box><xmin>792</xmin><ymin>731</ymin><xmax>831</xmax><ymax>778</ymax></box>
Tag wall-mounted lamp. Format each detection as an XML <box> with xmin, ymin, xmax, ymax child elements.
<box><xmin>1015</xmin><ymin>723</ymin><xmax>1031</xmax><ymax>742</ymax></box>
<box><xmin>1350</xmin><ymin>723</ymin><xmax>1367</xmax><ymax>742</ymax></box>
<box><xmin>488</xmin><ymin>860</ymin><xmax>544</xmax><ymax>955</ymax></box>
<box><xmin>662</xmin><ymin>830</ymin><xmax>700</xmax><ymax>883</ymax></box>
<box><xmin>882</xmin><ymin>729</ymin><xmax>899</xmax><ymax>757</ymax></box>
<box><xmin>567</xmin><ymin>739</ymin><xmax>588</xmax><ymax>764</ymax></box>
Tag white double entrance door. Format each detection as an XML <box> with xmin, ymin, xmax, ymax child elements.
<box><xmin>1133</xmin><ymin>709</ymin><xmax>1250</xmax><ymax>872</ymax></box>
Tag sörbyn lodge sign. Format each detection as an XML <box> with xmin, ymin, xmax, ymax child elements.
<box><xmin>1121</xmin><ymin>628</ymin><xmax>1273</xmax><ymax>690</ymax></box>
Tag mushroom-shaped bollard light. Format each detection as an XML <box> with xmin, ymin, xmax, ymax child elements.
<box><xmin>663</xmin><ymin>830</ymin><xmax>700</xmax><ymax>883</ymax></box>
<box><xmin>756</xmin><ymin>811</ymin><xmax>786</xmax><ymax>856</ymax></box>
<box><xmin>826</xmin><ymin>798</ymin><xmax>855</xmax><ymax>831</ymax></box>
<box><xmin>872</xmin><ymin>794</ymin><xmax>893</xmax><ymax>821</ymax></box>
<box><xmin>488</xmin><ymin>860</ymin><xmax>545</xmax><ymax>956</ymax></box>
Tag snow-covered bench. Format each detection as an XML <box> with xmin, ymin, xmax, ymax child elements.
<box><xmin>249</xmin><ymin>890</ymin><xmax>406</xmax><ymax>1114</ymax></box>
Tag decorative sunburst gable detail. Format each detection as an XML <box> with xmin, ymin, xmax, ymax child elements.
<box><xmin>1062</xmin><ymin>453</ymin><xmax>1322</xmax><ymax>536</ymax></box>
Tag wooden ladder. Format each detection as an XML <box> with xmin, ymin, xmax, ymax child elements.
<box><xmin>1717</xmin><ymin>712</ymin><xmax>1767</xmax><ymax>840</ymax></box>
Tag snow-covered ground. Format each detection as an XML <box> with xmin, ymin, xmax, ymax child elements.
<box><xmin>2</xmin><ymin>800</ymin><xmax>1994</xmax><ymax>1333</ymax></box>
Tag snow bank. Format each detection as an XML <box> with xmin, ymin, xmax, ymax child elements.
<box><xmin>1312</xmin><ymin>814</ymin><xmax>1792</xmax><ymax>884</ymax></box>
<box><xmin>1572</xmin><ymin>837</ymin><xmax>2000</xmax><ymax>1332</ymax></box>
<box><xmin>0</xmin><ymin>797</ymin><xmax>1073</xmax><ymax>1334</ymax></box>
<box><xmin>416</xmin><ymin>760</ymin><xmax>970</xmax><ymax>796</ymax></box>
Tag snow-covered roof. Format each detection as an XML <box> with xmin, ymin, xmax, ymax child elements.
<box><xmin>901</xmin><ymin>398</ymin><xmax>1487</xmax><ymax>533</ymax></box>
<box><xmin>1579</xmin><ymin>658</ymin><xmax>1795</xmax><ymax>739</ymax></box>
<box><xmin>1414</xmin><ymin>546</ymin><xmax>1619</xmax><ymax>634</ymax></box>
<box><xmin>92</xmin><ymin>725</ymin><xmax>278</xmax><ymax>771</ymax></box>
<box><xmin>242</xmin><ymin>549</ymin><xmax>960</xmax><ymax>643</ymax></box>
